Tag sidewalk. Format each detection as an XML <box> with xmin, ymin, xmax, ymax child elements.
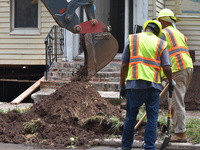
<box><xmin>0</xmin><ymin>102</ymin><xmax>33</xmax><ymax>112</ymax></box>
<box><xmin>92</xmin><ymin>138</ymin><xmax>200</xmax><ymax>150</ymax></box>
<box><xmin>0</xmin><ymin>140</ymin><xmax>200</xmax><ymax>150</ymax></box>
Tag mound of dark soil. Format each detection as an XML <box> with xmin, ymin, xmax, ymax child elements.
<box><xmin>0</xmin><ymin>82</ymin><xmax>124</xmax><ymax>149</ymax></box>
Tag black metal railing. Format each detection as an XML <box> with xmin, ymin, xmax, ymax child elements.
<box><xmin>44</xmin><ymin>25</ymin><xmax>64</xmax><ymax>80</ymax></box>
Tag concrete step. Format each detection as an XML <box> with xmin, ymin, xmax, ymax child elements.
<box><xmin>99</xmin><ymin>61</ymin><xmax>121</xmax><ymax>72</ymax></box>
<box><xmin>48</xmin><ymin>60</ymin><xmax>121</xmax><ymax>81</ymax></box>
<box><xmin>48</xmin><ymin>71</ymin><xmax>120</xmax><ymax>82</ymax></box>
<box><xmin>45</xmin><ymin>57</ymin><xmax>122</xmax><ymax>94</ymax></box>
<box><xmin>40</xmin><ymin>80</ymin><xmax>120</xmax><ymax>91</ymax></box>
<box><xmin>90</xmin><ymin>81</ymin><xmax>119</xmax><ymax>91</ymax></box>
<box><xmin>40</xmin><ymin>80</ymin><xmax>69</xmax><ymax>89</ymax></box>
<box><xmin>49</xmin><ymin>60</ymin><xmax>121</xmax><ymax>73</ymax></box>
<box><xmin>31</xmin><ymin>88</ymin><xmax>123</xmax><ymax>105</ymax></box>
<box><xmin>90</xmin><ymin>72</ymin><xmax>120</xmax><ymax>82</ymax></box>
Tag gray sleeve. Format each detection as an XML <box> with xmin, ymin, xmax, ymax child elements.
<box><xmin>121</xmin><ymin>40</ymin><xmax>130</xmax><ymax>63</ymax></box>
<box><xmin>160</xmin><ymin>33</ymin><xmax>166</xmax><ymax>41</ymax></box>
<box><xmin>161</xmin><ymin>48</ymin><xmax>171</xmax><ymax>67</ymax></box>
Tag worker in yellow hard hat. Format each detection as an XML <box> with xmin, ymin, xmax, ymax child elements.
<box><xmin>143</xmin><ymin>20</ymin><xmax>163</xmax><ymax>37</ymax></box>
<box><xmin>120</xmin><ymin>20</ymin><xmax>173</xmax><ymax>150</ymax></box>
<box><xmin>157</xmin><ymin>8</ymin><xmax>179</xmax><ymax>23</ymax></box>
<box><xmin>157</xmin><ymin>8</ymin><xmax>193</xmax><ymax>143</ymax></box>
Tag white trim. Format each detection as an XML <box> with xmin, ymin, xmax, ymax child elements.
<box><xmin>176</xmin><ymin>15</ymin><xmax>200</xmax><ymax>18</ymax></box>
<box><xmin>10</xmin><ymin>0</ymin><xmax>41</xmax><ymax>35</ymax></box>
<box><xmin>124</xmin><ymin>0</ymin><xmax>129</xmax><ymax>44</ymax></box>
<box><xmin>176</xmin><ymin>0</ymin><xmax>200</xmax><ymax>17</ymax></box>
<box><xmin>10</xmin><ymin>28</ymin><xmax>41</xmax><ymax>35</ymax></box>
<box><xmin>63</xmin><ymin>8</ymin><xmax>81</xmax><ymax>61</ymax></box>
<box><xmin>133</xmin><ymin>0</ymin><xmax>148</xmax><ymax>26</ymax></box>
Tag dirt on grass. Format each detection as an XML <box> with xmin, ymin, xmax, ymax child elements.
<box><xmin>0</xmin><ymin>81</ymin><xmax>127</xmax><ymax>149</ymax></box>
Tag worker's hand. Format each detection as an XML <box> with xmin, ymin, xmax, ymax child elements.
<box><xmin>120</xmin><ymin>85</ymin><xmax>126</xmax><ymax>99</ymax></box>
<box><xmin>168</xmin><ymin>80</ymin><xmax>176</xmax><ymax>97</ymax></box>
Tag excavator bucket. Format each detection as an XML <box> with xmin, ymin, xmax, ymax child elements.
<box><xmin>84</xmin><ymin>32</ymin><xmax>119</xmax><ymax>79</ymax></box>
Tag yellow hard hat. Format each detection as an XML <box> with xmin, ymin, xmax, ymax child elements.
<box><xmin>143</xmin><ymin>20</ymin><xmax>162</xmax><ymax>37</ymax></box>
<box><xmin>157</xmin><ymin>8</ymin><xmax>179</xmax><ymax>22</ymax></box>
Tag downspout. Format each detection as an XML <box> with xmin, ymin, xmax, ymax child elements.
<box><xmin>124</xmin><ymin>0</ymin><xmax>129</xmax><ymax>45</ymax></box>
<box><xmin>63</xmin><ymin>8</ymin><xmax>81</xmax><ymax>61</ymax></box>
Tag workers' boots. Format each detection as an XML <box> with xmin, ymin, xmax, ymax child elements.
<box><xmin>170</xmin><ymin>132</ymin><xmax>187</xmax><ymax>142</ymax></box>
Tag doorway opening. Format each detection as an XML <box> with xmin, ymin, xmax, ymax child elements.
<box><xmin>110</xmin><ymin>0</ymin><xmax>125</xmax><ymax>53</ymax></box>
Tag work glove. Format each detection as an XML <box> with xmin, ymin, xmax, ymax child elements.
<box><xmin>120</xmin><ymin>85</ymin><xmax>126</xmax><ymax>99</ymax></box>
<box><xmin>168</xmin><ymin>80</ymin><xmax>176</xmax><ymax>97</ymax></box>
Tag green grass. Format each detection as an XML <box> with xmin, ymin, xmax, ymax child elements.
<box><xmin>157</xmin><ymin>112</ymin><xmax>200</xmax><ymax>144</ymax></box>
<box><xmin>84</xmin><ymin>116</ymin><xmax>105</xmax><ymax>125</ymax></box>
<box><xmin>0</xmin><ymin>108</ymin><xmax>29</xmax><ymax>114</ymax></box>
<box><xmin>136</xmin><ymin>107</ymin><xmax>200</xmax><ymax>144</ymax></box>
<box><xmin>23</xmin><ymin>120</ymin><xmax>39</xmax><ymax>134</ymax></box>
<box><xmin>157</xmin><ymin>109</ymin><xmax>167</xmax><ymax>124</ymax></box>
<box><xmin>108</xmin><ymin>116</ymin><xmax>123</xmax><ymax>133</ymax></box>
<box><xmin>186</xmin><ymin>118</ymin><xmax>200</xmax><ymax>144</ymax></box>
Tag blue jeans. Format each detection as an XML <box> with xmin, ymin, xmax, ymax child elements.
<box><xmin>121</xmin><ymin>88</ymin><xmax>160</xmax><ymax>150</ymax></box>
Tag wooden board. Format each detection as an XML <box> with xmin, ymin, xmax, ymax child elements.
<box><xmin>10</xmin><ymin>76</ymin><xmax>44</xmax><ymax>104</ymax></box>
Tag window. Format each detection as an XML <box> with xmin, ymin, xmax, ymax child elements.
<box><xmin>11</xmin><ymin>0</ymin><xmax>40</xmax><ymax>35</ymax></box>
<box><xmin>176</xmin><ymin>0</ymin><xmax>200</xmax><ymax>16</ymax></box>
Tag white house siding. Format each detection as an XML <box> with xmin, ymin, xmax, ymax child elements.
<box><xmin>165</xmin><ymin>0</ymin><xmax>200</xmax><ymax>61</ymax></box>
<box><xmin>148</xmin><ymin>0</ymin><xmax>165</xmax><ymax>19</ymax></box>
<box><xmin>148</xmin><ymin>0</ymin><xmax>154</xmax><ymax>19</ymax></box>
<box><xmin>1</xmin><ymin>0</ymin><xmax>199</xmax><ymax>65</ymax></box>
<box><xmin>156</xmin><ymin>0</ymin><xmax>165</xmax><ymax>14</ymax></box>
<box><xmin>0</xmin><ymin>1</ymin><xmax>56</xmax><ymax>65</ymax></box>
<box><xmin>148</xmin><ymin>0</ymin><xmax>200</xmax><ymax>61</ymax></box>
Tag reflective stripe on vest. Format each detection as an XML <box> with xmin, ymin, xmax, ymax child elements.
<box><xmin>163</xmin><ymin>27</ymin><xmax>192</xmax><ymax>70</ymax></box>
<box><xmin>128</xmin><ymin>33</ymin><xmax>165</xmax><ymax>83</ymax></box>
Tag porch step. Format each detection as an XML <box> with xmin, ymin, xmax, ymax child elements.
<box><xmin>36</xmin><ymin>59</ymin><xmax>122</xmax><ymax>103</ymax></box>
<box><xmin>48</xmin><ymin>60</ymin><xmax>121</xmax><ymax>74</ymax></box>
<box><xmin>40</xmin><ymin>80</ymin><xmax>120</xmax><ymax>91</ymax></box>
<box><xmin>31</xmin><ymin>88</ymin><xmax>123</xmax><ymax>105</ymax></box>
<box><xmin>90</xmin><ymin>72</ymin><xmax>120</xmax><ymax>82</ymax></box>
<box><xmin>45</xmin><ymin>60</ymin><xmax>121</xmax><ymax>91</ymax></box>
<box><xmin>90</xmin><ymin>81</ymin><xmax>120</xmax><ymax>91</ymax></box>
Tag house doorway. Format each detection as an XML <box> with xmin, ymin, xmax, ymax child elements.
<box><xmin>110</xmin><ymin>0</ymin><xmax>125</xmax><ymax>53</ymax></box>
<box><xmin>73</xmin><ymin>0</ymin><xmax>134</xmax><ymax>58</ymax></box>
<box><xmin>94</xmin><ymin>0</ymin><xmax>125</xmax><ymax>53</ymax></box>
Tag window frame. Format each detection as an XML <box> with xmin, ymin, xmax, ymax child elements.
<box><xmin>10</xmin><ymin>0</ymin><xmax>41</xmax><ymax>35</ymax></box>
<box><xmin>176</xmin><ymin>0</ymin><xmax>200</xmax><ymax>17</ymax></box>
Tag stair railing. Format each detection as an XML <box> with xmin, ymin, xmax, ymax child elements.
<box><xmin>44</xmin><ymin>25</ymin><xmax>64</xmax><ymax>80</ymax></box>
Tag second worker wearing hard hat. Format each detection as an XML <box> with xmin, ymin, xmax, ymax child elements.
<box><xmin>157</xmin><ymin>8</ymin><xmax>193</xmax><ymax>142</ymax></box>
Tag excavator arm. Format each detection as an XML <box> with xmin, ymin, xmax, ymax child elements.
<box><xmin>42</xmin><ymin>0</ymin><xmax>111</xmax><ymax>33</ymax></box>
<box><xmin>41</xmin><ymin>0</ymin><xmax>118</xmax><ymax>81</ymax></box>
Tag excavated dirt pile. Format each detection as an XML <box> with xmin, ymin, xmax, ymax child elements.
<box><xmin>0</xmin><ymin>82</ymin><xmax>124</xmax><ymax>149</ymax></box>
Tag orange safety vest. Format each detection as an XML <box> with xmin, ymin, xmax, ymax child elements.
<box><xmin>126</xmin><ymin>32</ymin><xmax>167</xmax><ymax>83</ymax></box>
<box><xmin>163</xmin><ymin>26</ymin><xmax>193</xmax><ymax>72</ymax></box>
